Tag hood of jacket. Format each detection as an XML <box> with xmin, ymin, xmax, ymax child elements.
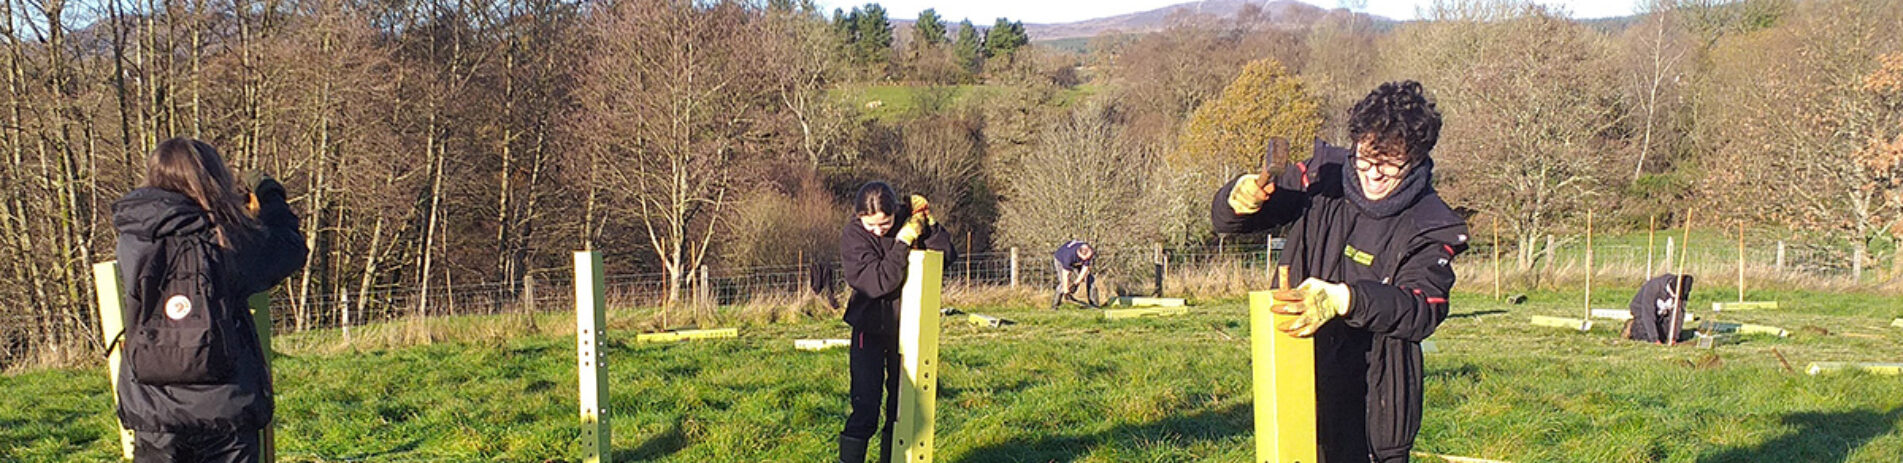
<box><xmin>113</xmin><ymin>187</ymin><xmax>212</xmax><ymax>240</ymax></box>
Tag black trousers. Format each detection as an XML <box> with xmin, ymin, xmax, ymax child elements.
<box><xmin>842</xmin><ymin>325</ymin><xmax>901</xmax><ymax>440</ymax></box>
<box><xmin>134</xmin><ymin>430</ymin><xmax>260</xmax><ymax>463</ymax></box>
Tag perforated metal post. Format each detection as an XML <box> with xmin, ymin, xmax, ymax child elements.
<box><xmin>248</xmin><ymin>292</ymin><xmax>277</xmax><ymax>463</ymax></box>
<box><xmin>575</xmin><ymin>251</ymin><xmax>611</xmax><ymax>463</ymax></box>
<box><xmin>894</xmin><ymin>250</ymin><xmax>943</xmax><ymax>463</ymax></box>
<box><xmin>1250</xmin><ymin>289</ymin><xmax>1316</xmax><ymax>463</ymax></box>
<box><xmin>92</xmin><ymin>262</ymin><xmax>136</xmax><ymax>460</ymax></box>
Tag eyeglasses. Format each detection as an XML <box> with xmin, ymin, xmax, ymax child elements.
<box><xmin>1353</xmin><ymin>145</ymin><xmax>1410</xmax><ymax>177</ymax></box>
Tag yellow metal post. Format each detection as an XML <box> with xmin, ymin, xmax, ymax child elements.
<box><xmin>1250</xmin><ymin>290</ymin><xmax>1317</xmax><ymax>463</ymax></box>
<box><xmin>575</xmin><ymin>251</ymin><xmax>611</xmax><ymax>463</ymax></box>
<box><xmin>634</xmin><ymin>328</ymin><xmax>738</xmax><ymax>343</ymax></box>
<box><xmin>247</xmin><ymin>292</ymin><xmax>276</xmax><ymax>463</ymax></box>
<box><xmin>895</xmin><ymin>250</ymin><xmax>943</xmax><ymax>463</ymax></box>
<box><xmin>92</xmin><ymin>262</ymin><xmax>136</xmax><ymax>460</ymax></box>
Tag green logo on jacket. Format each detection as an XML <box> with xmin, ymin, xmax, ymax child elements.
<box><xmin>1344</xmin><ymin>244</ymin><xmax>1374</xmax><ymax>266</ymax></box>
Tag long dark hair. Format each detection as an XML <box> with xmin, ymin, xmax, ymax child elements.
<box><xmin>142</xmin><ymin>137</ymin><xmax>257</xmax><ymax>247</ymax></box>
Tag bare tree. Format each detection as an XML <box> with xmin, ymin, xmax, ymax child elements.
<box><xmin>1392</xmin><ymin>2</ymin><xmax>1625</xmax><ymax>270</ymax></box>
<box><xmin>573</xmin><ymin>0</ymin><xmax>778</xmax><ymax>325</ymax></box>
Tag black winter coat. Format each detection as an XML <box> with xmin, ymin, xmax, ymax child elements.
<box><xmin>1212</xmin><ymin>142</ymin><xmax>1469</xmax><ymax>462</ymax></box>
<box><xmin>111</xmin><ymin>181</ymin><xmax>307</xmax><ymax>433</ymax></box>
<box><xmin>840</xmin><ymin>218</ymin><xmax>957</xmax><ymax>335</ymax></box>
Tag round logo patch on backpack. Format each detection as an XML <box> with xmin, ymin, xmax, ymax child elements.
<box><xmin>164</xmin><ymin>294</ymin><xmax>193</xmax><ymax>320</ymax></box>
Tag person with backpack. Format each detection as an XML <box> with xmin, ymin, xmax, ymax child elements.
<box><xmin>111</xmin><ymin>137</ymin><xmax>308</xmax><ymax>462</ymax></box>
<box><xmin>1212</xmin><ymin>81</ymin><xmax>1468</xmax><ymax>462</ymax></box>
<box><xmin>837</xmin><ymin>181</ymin><xmax>956</xmax><ymax>463</ymax></box>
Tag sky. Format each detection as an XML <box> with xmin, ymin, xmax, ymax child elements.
<box><xmin>817</xmin><ymin>0</ymin><xmax>1642</xmax><ymax>24</ymax></box>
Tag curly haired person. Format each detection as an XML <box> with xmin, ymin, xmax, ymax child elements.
<box><xmin>1212</xmin><ymin>81</ymin><xmax>1470</xmax><ymax>463</ymax></box>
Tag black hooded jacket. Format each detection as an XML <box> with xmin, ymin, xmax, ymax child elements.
<box><xmin>1212</xmin><ymin>142</ymin><xmax>1469</xmax><ymax>462</ymax></box>
<box><xmin>840</xmin><ymin>215</ymin><xmax>957</xmax><ymax>335</ymax></box>
<box><xmin>111</xmin><ymin>181</ymin><xmax>307</xmax><ymax>433</ymax></box>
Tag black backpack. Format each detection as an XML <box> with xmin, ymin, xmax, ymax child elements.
<box><xmin>115</xmin><ymin>232</ymin><xmax>238</xmax><ymax>385</ymax></box>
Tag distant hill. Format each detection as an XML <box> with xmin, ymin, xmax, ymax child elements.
<box><xmin>894</xmin><ymin>0</ymin><xmax>1393</xmax><ymax>51</ymax></box>
<box><xmin>1023</xmin><ymin>0</ymin><xmax>1378</xmax><ymax>41</ymax></box>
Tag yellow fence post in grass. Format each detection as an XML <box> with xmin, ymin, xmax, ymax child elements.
<box><xmin>92</xmin><ymin>262</ymin><xmax>136</xmax><ymax>460</ymax></box>
<box><xmin>247</xmin><ymin>292</ymin><xmax>277</xmax><ymax>463</ymax></box>
<box><xmin>575</xmin><ymin>251</ymin><xmax>611</xmax><ymax>463</ymax></box>
<box><xmin>1249</xmin><ymin>290</ymin><xmax>1317</xmax><ymax>463</ymax></box>
<box><xmin>895</xmin><ymin>250</ymin><xmax>944</xmax><ymax>463</ymax></box>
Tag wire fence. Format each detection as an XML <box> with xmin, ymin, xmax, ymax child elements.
<box><xmin>2</xmin><ymin>233</ymin><xmax>1894</xmax><ymax>369</ymax></box>
<box><xmin>251</xmin><ymin>234</ymin><xmax>1890</xmax><ymax>336</ymax></box>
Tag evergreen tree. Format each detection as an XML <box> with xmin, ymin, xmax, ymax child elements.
<box><xmin>984</xmin><ymin>18</ymin><xmax>1028</xmax><ymax>59</ymax></box>
<box><xmin>853</xmin><ymin>3</ymin><xmax>893</xmax><ymax>66</ymax></box>
<box><xmin>954</xmin><ymin>19</ymin><xmax>983</xmax><ymax>73</ymax></box>
<box><xmin>914</xmin><ymin>9</ymin><xmax>946</xmax><ymax>47</ymax></box>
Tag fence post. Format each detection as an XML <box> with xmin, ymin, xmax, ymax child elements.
<box><xmin>247</xmin><ymin>293</ymin><xmax>278</xmax><ymax>463</ymax></box>
<box><xmin>1008</xmin><ymin>247</ymin><xmax>1019</xmax><ymax>288</ymax></box>
<box><xmin>1737</xmin><ymin>223</ymin><xmax>1746</xmax><ymax>302</ymax></box>
<box><xmin>1644</xmin><ymin>216</ymin><xmax>1659</xmax><ymax>278</ymax></box>
<box><xmin>1663</xmin><ymin>237</ymin><xmax>1675</xmax><ymax>274</ymax></box>
<box><xmin>341</xmin><ymin>292</ymin><xmax>352</xmax><ymax>343</ymax></box>
<box><xmin>91</xmin><ymin>262</ymin><xmax>136</xmax><ymax>460</ymax></box>
<box><xmin>1264</xmin><ymin>234</ymin><xmax>1274</xmax><ymax>283</ymax></box>
<box><xmin>1854</xmin><ymin>247</ymin><xmax>1865</xmax><ymax>282</ymax></box>
<box><xmin>575</xmin><ymin>251</ymin><xmax>611</xmax><ymax>463</ymax></box>
<box><xmin>1492</xmin><ymin>220</ymin><xmax>1501</xmax><ymax>300</ymax></box>
<box><xmin>895</xmin><ymin>250</ymin><xmax>944</xmax><ymax>463</ymax></box>
<box><xmin>1153</xmin><ymin>242</ymin><xmax>1166</xmax><ymax>297</ymax></box>
<box><xmin>1775</xmin><ymin>241</ymin><xmax>1786</xmax><ymax>274</ymax></box>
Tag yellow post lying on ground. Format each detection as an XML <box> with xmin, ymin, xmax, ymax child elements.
<box><xmin>1103</xmin><ymin>306</ymin><xmax>1189</xmax><ymax>319</ymax></box>
<box><xmin>1806</xmin><ymin>362</ymin><xmax>1903</xmax><ymax>376</ymax></box>
<box><xmin>1112</xmin><ymin>296</ymin><xmax>1187</xmax><ymax>307</ymax></box>
<box><xmin>92</xmin><ymin>262</ymin><xmax>137</xmax><ymax>460</ymax></box>
<box><xmin>895</xmin><ymin>250</ymin><xmax>944</xmax><ymax>463</ymax></box>
<box><xmin>635</xmin><ymin>328</ymin><xmax>737</xmax><ymax>343</ymax></box>
<box><xmin>95</xmin><ymin>261</ymin><xmax>277</xmax><ymax>462</ymax></box>
<box><xmin>1250</xmin><ymin>290</ymin><xmax>1317</xmax><ymax>463</ymax></box>
<box><xmin>575</xmin><ymin>251</ymin><xmax>611</xmax><ymax>463</ymax></box>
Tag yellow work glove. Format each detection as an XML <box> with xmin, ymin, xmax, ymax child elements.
<box><xmin>1272</xmin><ymin>278</ymin><xmax>1352</xmax><ymax>337</ymax></box>
<box><xmin>1227</xmin><ymin>174</ymin><xmax>1272</xmax><ymax>215</ymax></box>
<box><xmin>909</xmin><ymin>194</ymin><xmax>937</xmax><ymax>226</ymax></box>
<box><xmin>895</xmin><ymin>209</ymin><xmax>929</xmax><ymax>246</ymax></box>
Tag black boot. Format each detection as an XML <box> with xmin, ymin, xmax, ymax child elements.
<box><xmin>838</xmin><ymin>434</ymin><xmax>869</xmax><ymax>463</ymax></box>
<box><xmin>877</xmin><ymin>428</ymin><xmax>894</xmax><ymax>463</ymax></box>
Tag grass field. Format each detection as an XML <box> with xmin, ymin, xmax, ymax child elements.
<box><xmin>4</xmin><ymin>281</ymin><xmax>1901</xmax><ymax>462</ymax></box>
<box><xmin>837</xmin><ymin>84</ymin><xmax>1099</xmax><ymax>122</ymax></box>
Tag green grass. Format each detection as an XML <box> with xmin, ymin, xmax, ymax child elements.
<box><xmin>4</xmin><ymin>283</ymin><xmax>1901</xmax><ymax>462</ymax></box>
<box><xmin>836</xmin><ymin>83</ymin><xmax>1101</xmax><ymax>123</ymax></box>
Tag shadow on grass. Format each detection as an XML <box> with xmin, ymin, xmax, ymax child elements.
<box><xmin>952</xmin><ymin>402</ymin><xmax>1249</xmax><ymax>463</ymax></box>
<box><xmin>1697</xmin><ymin>407</ymin><xmax>1902</xmax><ymax>463</ymax></box>
<box><xmin>323</xmin><ymin>438</ymin><xmax>422</xmax><ymax>461</ymax></box>
<box><xmin>1447</xmin><ymin>309</ymin><xmax>1508</xmax><ymax>319</ymax></box>
<box><xmin>615</xmin><ymin>421</ymin><xmax>687</xmax><ymax>461</ymax></box>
